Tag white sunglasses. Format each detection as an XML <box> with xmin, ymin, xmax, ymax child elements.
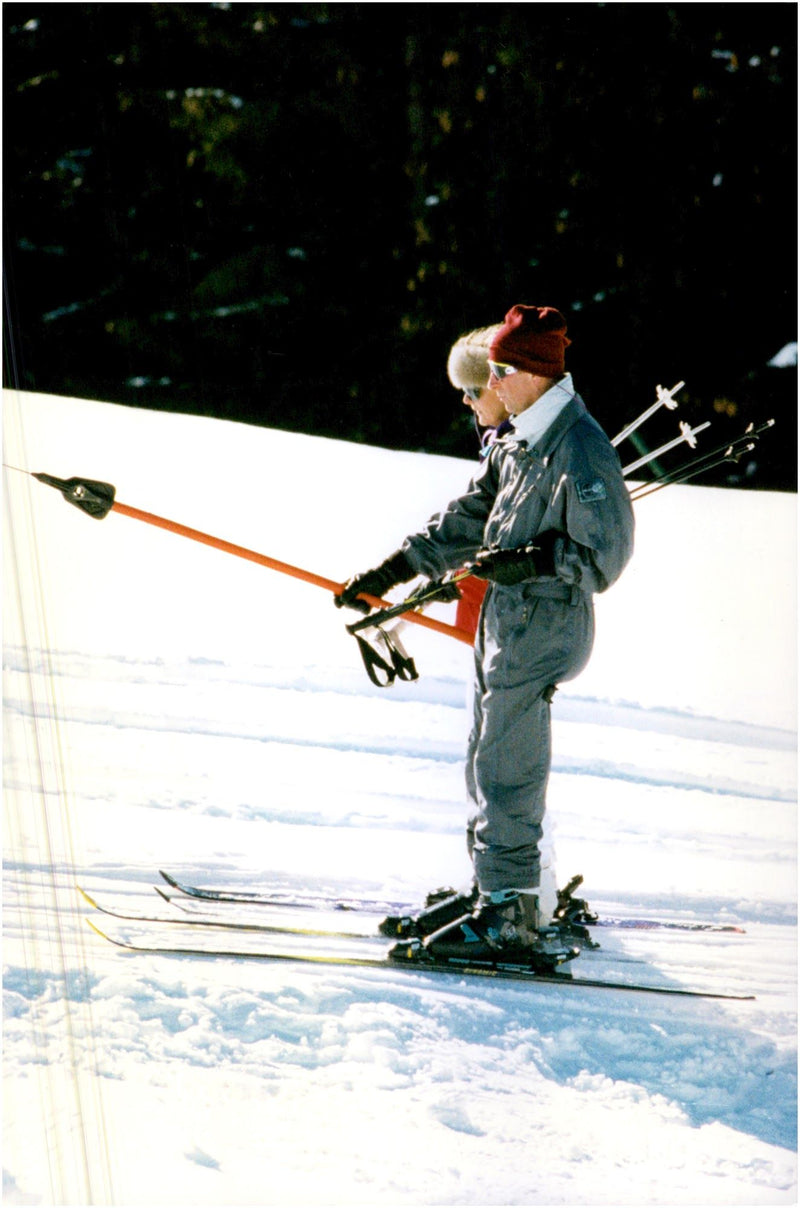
<box><xmin>488</xmin><ymin>361</ymin><xmax>519</xmax><ymax>379</ymax></box>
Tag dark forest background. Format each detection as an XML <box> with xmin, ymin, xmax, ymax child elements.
<box><xmin>3</xmin><ymin>3</ymin><xmax>797</xmax><ymax>488</ymax></box>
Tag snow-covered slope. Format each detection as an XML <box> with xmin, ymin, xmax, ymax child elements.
<box><xmin>3</xmin><ymin>390</ymin><xmax>797</xmax><ymax>1206</ymax></box>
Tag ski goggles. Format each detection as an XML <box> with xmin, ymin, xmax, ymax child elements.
<box><xmin>463</xmin><ymin>386</ymin><xmax>484</xmax><ymax>402</ymax></box>
<box><xmin>488</xmin><ymin>361</ymin><xmax>519</xmax><ymax>380</ymax></box>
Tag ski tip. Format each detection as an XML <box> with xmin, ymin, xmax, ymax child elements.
<box><xmin>77</xmin><ymin>885</ymin><xmax>99</xmax><ymax>910</ymax></box>
<box><xmin>84</xmin><ymin>918</ymin><xmax>137</xmax><ymax>953</ymax></box>
<box><xmin>158</xmin><ymin>870</ymin><xmax>180</xmax><ymax>889</ymax></box>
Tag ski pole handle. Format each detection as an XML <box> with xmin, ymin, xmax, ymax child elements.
<box><xmin>612</xmin><ymin>382</ymin><xmax>684</xmax><ymax>447</ymax></box>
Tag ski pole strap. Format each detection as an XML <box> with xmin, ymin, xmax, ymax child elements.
<box><xmin>353</xmin><ymin>627</ymin><xmax>419</xmax><ymax>688</ymax></box>
<box><xmin>354</xmin><ymin>636</ymin><xmax>396</xmax><ymax>687</ymax></box>
<box><xmin>383</xmin><ymin>628</ymin><xmax>419</xmax><ymax>683</ymax></box>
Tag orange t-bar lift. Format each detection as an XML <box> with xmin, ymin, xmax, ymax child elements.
<box><xmin>31</xmin><ymin>472</ymin><xmax>474</xmax><ymax>647</ymax></box>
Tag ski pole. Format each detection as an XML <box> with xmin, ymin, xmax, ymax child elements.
<box><xmin>612</xmin><ymin>381</ymin><xmax>684</xmax><ymax>447</ymax></box>
<box><xmin>27</xmin><ymin>472</ymin><xmax>474</xmax><ymax>647</ymax></box>
<box><xmin>629</xmin><ymin>424</ymin><xmax>771</xmax><ymax>500</ymax></box>
<box><xmin>622</xmin><ymin>421</ymin><xmax>711</xmax><ymax>476</ymax></box>
<box><xmin>346</xmin><ymin>570</ymin><xmax>468</xmax><ymax>635</ymax></box>
<box><xmin>627</xmin><ymin>419</ymin><xmax>774</xmax><ymax>500</ymax></box>
<box><xmin>630</xmin><ymin>443</ymin><xmax>757</xmax><ymax>501</ymax></box>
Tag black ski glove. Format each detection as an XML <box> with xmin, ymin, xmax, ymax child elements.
<box><xmin>334</xmin><ymin>550</ymin><xmax>416</xmax><ymax>613</ymax></box>
<box><xmin>471</xmin><ymin>532</ymin><xmax>560</xmax><ymax>585</ymax></box>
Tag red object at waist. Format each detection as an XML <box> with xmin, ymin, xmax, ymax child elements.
<box><xmin>455</xmin><ymin>575</ymin><xmax>487</xmax><ymax>640</ymax></box>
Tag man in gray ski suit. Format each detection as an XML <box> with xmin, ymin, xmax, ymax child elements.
<box><xmin>335</xmin><ymin>305</ymin><xmax>634</xmax><ymax>964</ymax></box>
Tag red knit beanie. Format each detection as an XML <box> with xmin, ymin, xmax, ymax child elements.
<box><xmin>489</xmin><ymin>305</ymin><xmax>571</xmax><ymax>376</ymax></box>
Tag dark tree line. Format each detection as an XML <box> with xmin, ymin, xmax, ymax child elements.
<box><xmin>4</xmin><ymin>3</ymin><xmax>796</xmax><ymax>487</ymax></box>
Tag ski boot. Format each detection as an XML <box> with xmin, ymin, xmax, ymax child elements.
<box><xmin>378</xmin><ymin>882</ymin><xmax>479</xmax><ymax>939</ymax></box>
<box><xmin>390</xmin><ymin>890</ymin><xmax>579</xmax><ymax>975</ymax></box>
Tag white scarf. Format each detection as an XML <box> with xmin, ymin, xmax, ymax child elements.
<box><xmin>509</xmin><ymin>373</ymin><xmax>575</xmax><ymax>449</ymax></box>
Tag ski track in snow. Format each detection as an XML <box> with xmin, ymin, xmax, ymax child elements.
<box><xmin>5</xmin><ymin>649</ymin><xmax>794</xmax><ymax>804</ymax></box>
<box><xmin>3</xmin><ymin>390</ymin><xmax>797</xmax><ymax>1206</ymax></box>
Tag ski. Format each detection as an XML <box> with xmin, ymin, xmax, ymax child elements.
<box><xmin>157</xmin><ymin>870</ymin><xmax>747</xmax><ymax>935</ymax></box>
<box><xmin>84</xmin><ymin>920</ymin><xmax>754</xmax><ymax>1000</ymax></box>
<box><xmin>77</xmin><ymin>887</ymin><xmax>382</xmax><ymax>943</ymax></box>
<box><xmin>77</xmin><ymin>889</ymin><xmax>381</xmax><ymax>942</ymax></box>
<box><xmin>158</xmin><ymin>869</ymin><xmax>402</xmax><ymax>912</ymax></box>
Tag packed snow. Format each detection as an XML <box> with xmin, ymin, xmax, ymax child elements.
<box><xmin>3</xmin><ymin>389</ymin><xmax>797</xmax><ymax>1207</ymax></box>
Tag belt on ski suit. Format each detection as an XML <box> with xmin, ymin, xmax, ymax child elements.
<box><xmin>490</xmin><ymin>578</ymin><xmax>584</xmax><ymax>605</ymax></box>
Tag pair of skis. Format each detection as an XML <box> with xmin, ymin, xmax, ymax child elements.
<box><xmin>80</xmin><ymin>871</ymin><xmax>755</xmax><ymax>1001</ymax></box>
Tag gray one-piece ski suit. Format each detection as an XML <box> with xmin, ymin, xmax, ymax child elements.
<box><xmin>400</xmin><ymin>388</ymin><xmax>635</xmax><ymax>893</ymax></box>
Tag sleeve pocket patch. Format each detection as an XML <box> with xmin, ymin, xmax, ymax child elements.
<box><xmin>576</xmin><ymin>478</ymin><xmax>608</xmax><ymax>503</ymax></box>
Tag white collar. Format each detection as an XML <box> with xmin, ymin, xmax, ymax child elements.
<box><xmin>509</xmin><ymin>373</ymin><xmax>575</xmax><ymax>448</ymax></box>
